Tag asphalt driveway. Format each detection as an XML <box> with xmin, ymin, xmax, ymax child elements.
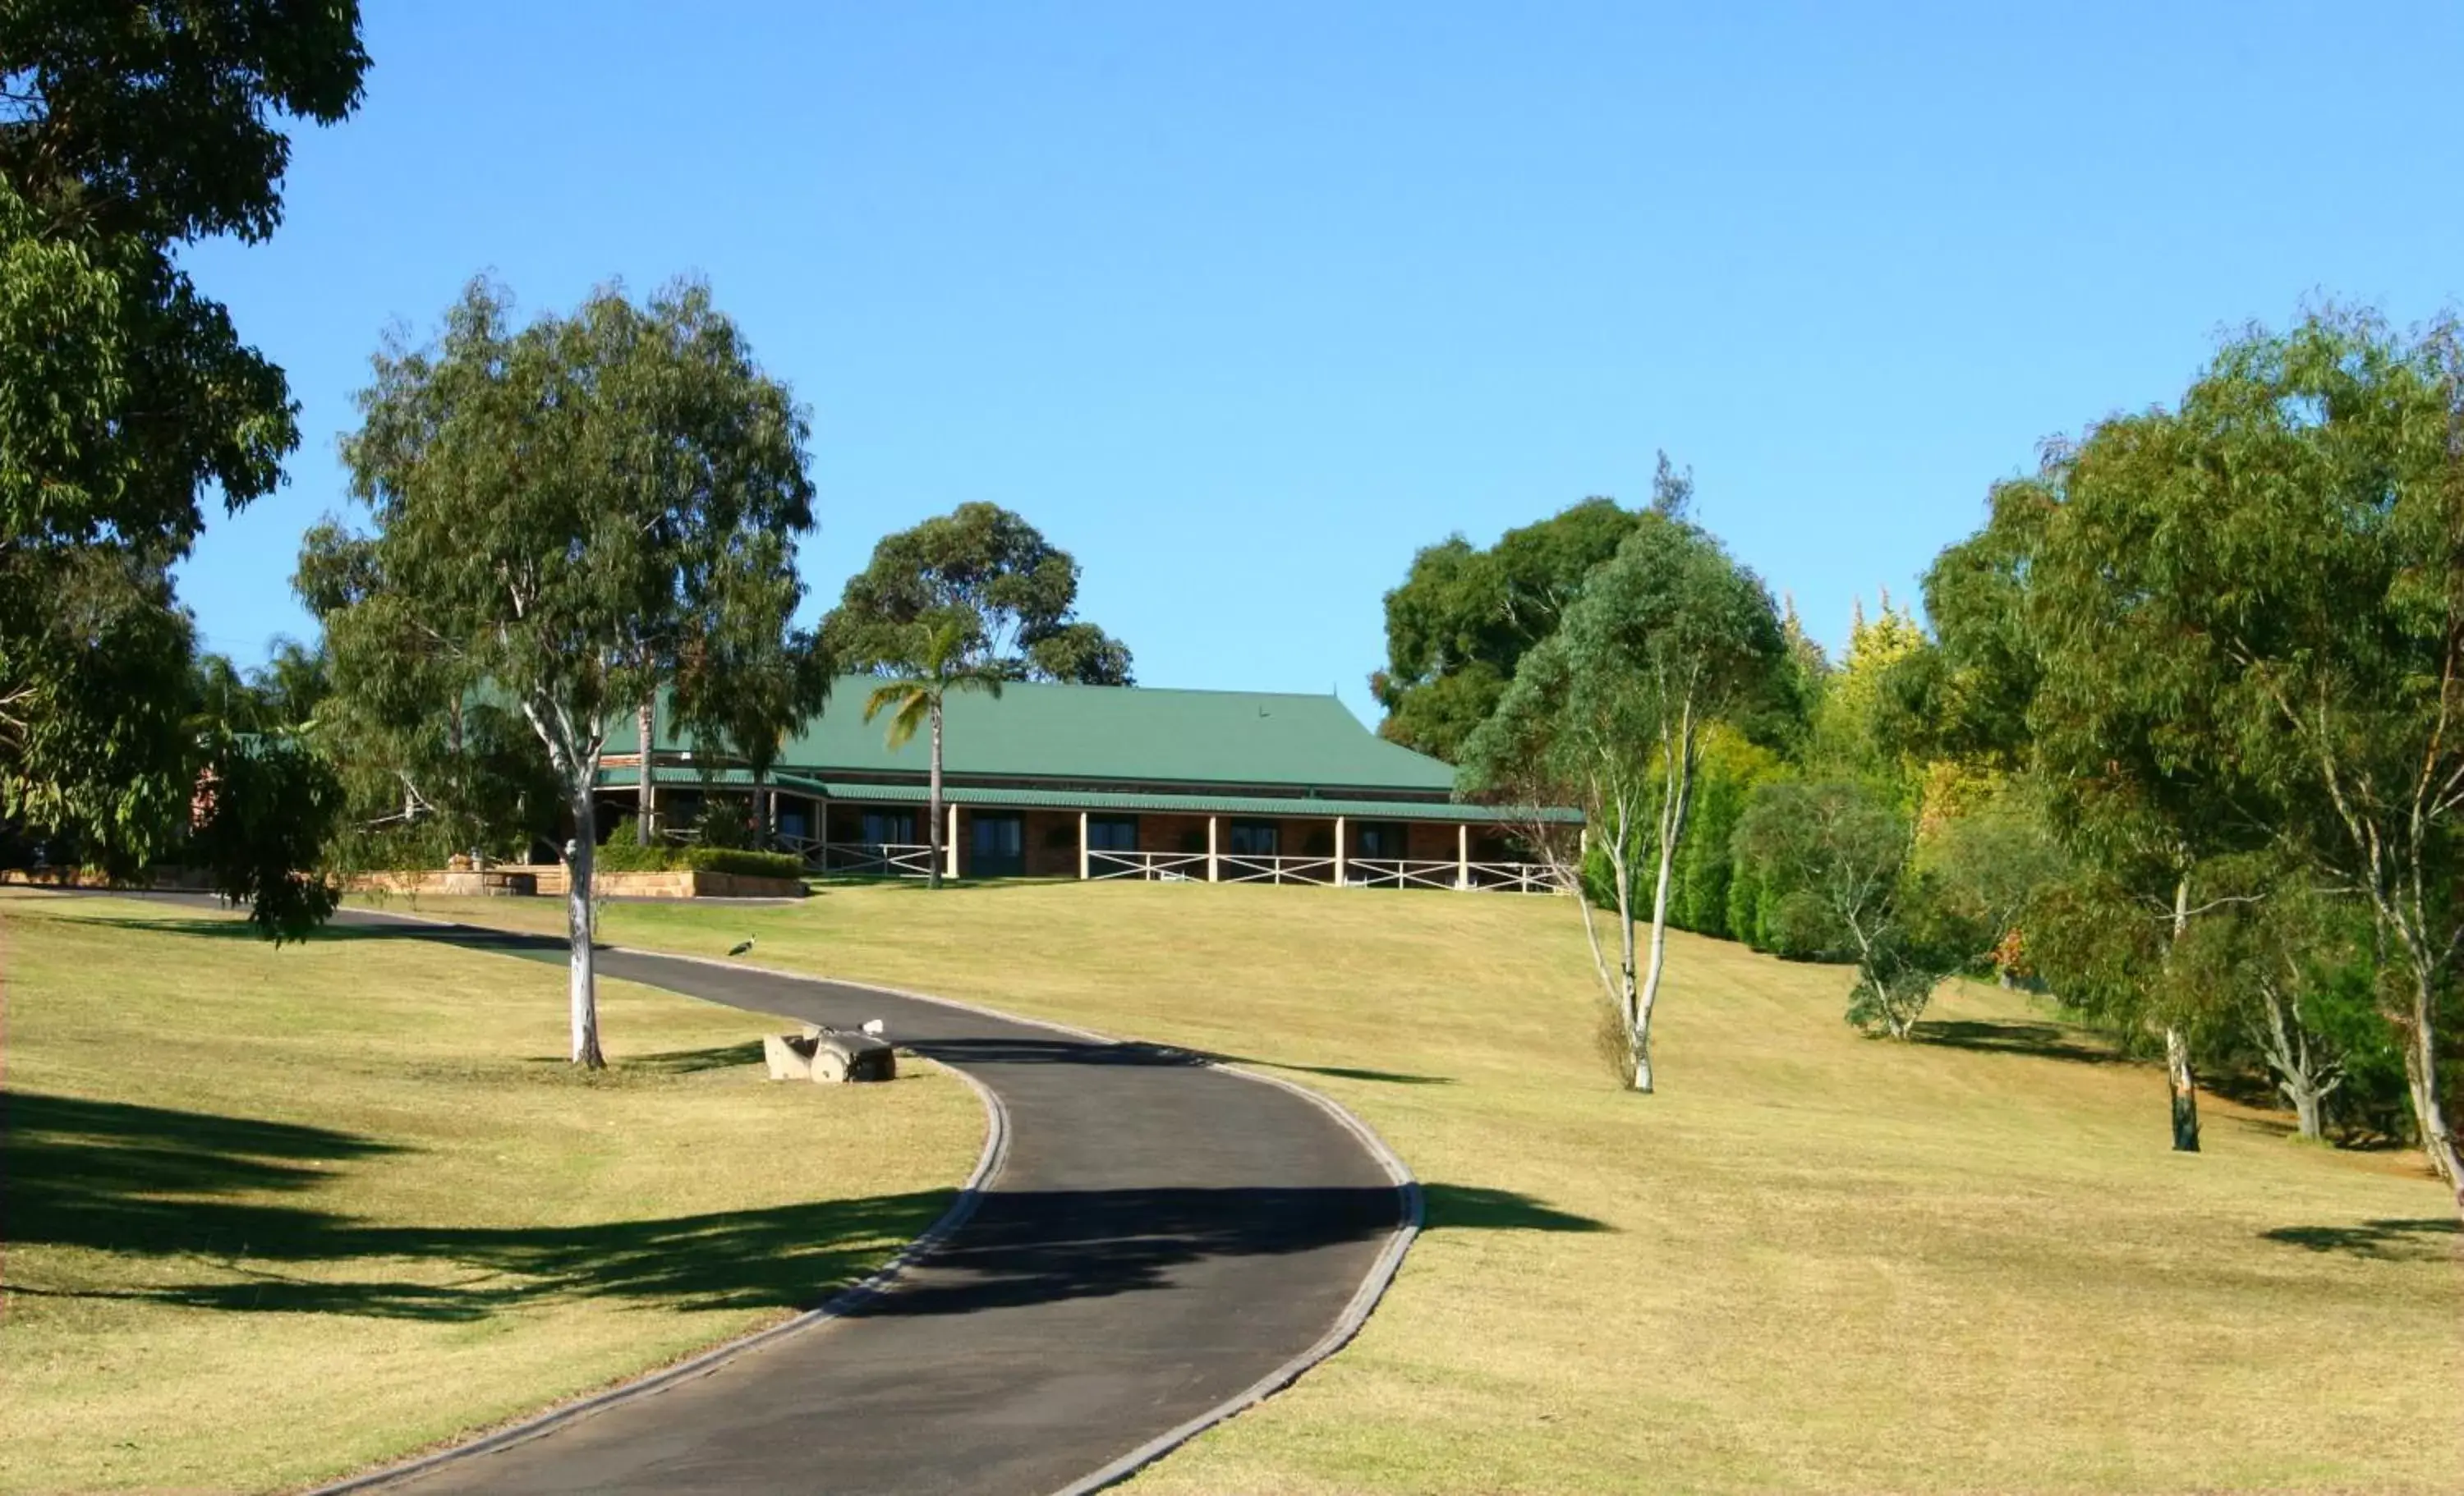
<box><xmin>320</xmin><ymin>913</ymin><xmax>1414</xmax><ymax>1496</ymax></box>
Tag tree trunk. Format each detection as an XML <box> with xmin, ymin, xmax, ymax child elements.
<box><xmin>635</xmin><ymin>696</ymin><xmax>655</xmax><ymax>845</ymax></box>
<box><xmin>2158</xmin><ymin>874</ymin><xmax>2200</xmax><ymax>1152</ymax></box>
<box><xmin>1631</xmin><ymin>703</ymin><xmax>1695</xmax><ymax>1095</ymax></box>
<box><xmin>2292</xmin><ymin>1085</ymin><xmax>2324</xmax><ymax>1143</ymax></box>
<box><xmin>926</xmin><ymin>700</ymin><xmax>945</xmax><ymax>890</ymax></box>
<box><xmin>2401</xmin><ymin>965</ymin><xmax>2464</xmax><ymax>1211</ymax></box>
<box><xmin>2164</xmin><ymin>1023</ymin><xmax>2200</xmax><ymax>1154</ymax></box>
<box><xmin>567</xmin><ymin>793</ymin><xmax>605</xmax><ymax>1069</ymax></box>
<box><xmin>2255</xmin><ymin>975</ymin><xmax>2334</xmax><ymax>1142</ymax></box>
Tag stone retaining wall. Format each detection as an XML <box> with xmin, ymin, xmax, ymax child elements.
<box><xmin>346</xmin><ymin>866</ymin><xmax>802</xmax><ymax>900</ymax></box>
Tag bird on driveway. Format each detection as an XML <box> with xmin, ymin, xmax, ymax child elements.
<box><xmin>726</xmin><ymin>937</ymin><xmax>756</xmax><ymax>957</ymax></box>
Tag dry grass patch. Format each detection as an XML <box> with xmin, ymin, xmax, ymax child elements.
<box><xmin>402</xmin><ymin>879</ymin><xmax>2464</xmax><ymax>1494</ymax></box>
<box><xmin>0</xmin><ymin>891</ymin><xmax>982</xmax><ymax>1496</ymax></box>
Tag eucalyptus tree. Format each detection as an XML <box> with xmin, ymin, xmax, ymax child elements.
<box><xmin>2012</xmin><ymin>311</ymin><xmax>2464</xmax><ymax>1205</ymax></box>
<box><xmin>825</xmin><ymin>502</ymin><xmax>1130</xmax><ymax>686</ymax></box>
<box><xmin>0</xmin><ymin>0</ymin><xmax>365</xmax><ymax>885</ymax></box>
<box><xmin>331</xmin><ymin>278</ymin><xmax>816</xmax><ymax>1067</ymax></box>
<box><xmin>1921</xmin><ymin>475</ymin><xmax>2269</xmax><ymax>1153</ymax></box>
<box><xmin>1460</xmin><ymin>512</ymin><xmax>1786</xmax><ymax>1090</ymax></box>
<box><xmin>862</xmin><ymin>617</ymin><xmax>1006</xmax><ymax>889</ymax></box>
<box><xmin>297</xmin><ymin>522</ymin><xmax>562</xmax><ymax>867</ymax></box>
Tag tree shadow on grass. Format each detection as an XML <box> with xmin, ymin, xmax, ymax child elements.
<box><xmin>1911</xmin><ymin>1017</ymin><xmax>2126</xmax><ymax>1066</ymax></box>
<box><xmin>627</xmin><ymin>1040</ymin><xmax>768</xmax><ymax>1075</ymax></box>
<box><xmin>7</xmin><ymin>1086</ymin><xmax>1605</xmax><ymax>1324</ymax></box>
<box><xmin>2</xmin><ymin>1091</ymin><xmax>407</xmax><ymax>1258</ymax></box>
<box><xmin>2259</xmin><ymin>1218</ymin><xmax>2460</xmax><ymax>1261</ymax></box>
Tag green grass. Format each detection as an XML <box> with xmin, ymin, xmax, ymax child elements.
<box><xmin>398</xmin><ymin>879</ymin><xmax>2464</xmax><ymax>1494</ymax></box>
<box><xmin>0</xmin><ymin>890</ymin><xmax>983</xmax><ymax>1496</ymax></box>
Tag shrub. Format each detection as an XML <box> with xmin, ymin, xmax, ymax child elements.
<box><xmin>591</xmin><ymin>819</ymin><xmax>800</xmax><ymax>880</ymax></box>
<box><xmin>681</xmin><ymin>847</ymin><xmax>803</xmax><ymax>880</ymax></box>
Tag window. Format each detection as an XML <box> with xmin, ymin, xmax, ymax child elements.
<box><xmin>1227</xmin><ymin>819</ymin><xmax>1280</xmax><ymax>856</ymax></box>
<box><xmin>972</xmin><ymin>812</ymin><xmax>1024</xmax><ymax>876</ymax></box>
<box><xmin>1354</xmin><ymin>821</ymin><xmax>1409</xmax><ymax>858</ymax></box>
<box><xmin>778</xmin><ymin>807</ymin><xmax>809</xmax><ymax>842</ymax></box>
<box><xmin>1087</xmin><ymin>815</ymin><xmax>1139</xmax><ymax>851</ymax></box>
<box><xmin>859</xmin><ymin>810</ymin><xmax>917</xmax><ymax>845</ymax></box>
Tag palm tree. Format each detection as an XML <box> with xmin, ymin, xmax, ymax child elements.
<box><xmin>862</xmin><ymin>618</ymin><xmax>1004</xmax><ymax>888</ymax></box>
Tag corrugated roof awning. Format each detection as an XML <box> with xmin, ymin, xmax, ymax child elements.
<box><xmin>595</xmin><ymin>764</ymin><xmax>1580</xmax><ymax>825</ymax></box>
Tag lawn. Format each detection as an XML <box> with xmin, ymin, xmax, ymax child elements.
<box><xmin>0</xmin><ymin>890</ymin><xmax>983</xmax><ymax>1496</ymax></box>
<box><xmin>393</xmin><ymin>878</ymin><xmax>2464</xmax><ymax>1495</ymax></box>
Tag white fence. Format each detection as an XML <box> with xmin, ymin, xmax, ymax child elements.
<box><xmin>770</xmin><ymin>835</ymin><xmax>1566</xmax><ymax>893</ymax></box>
<box><xmin>777</xmin><ymin>837</ymin><xmax>940</xmax><ymax>879</ymax></box>
<box><xmin>1087</xmin><ymin>850</ymin><xmax>1211</xmax><ymax>882</ymax></box>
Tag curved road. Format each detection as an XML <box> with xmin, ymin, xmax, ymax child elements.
<box><xmin>324</xmin><ymin>911</ymin><xmax>1414</xmax><ymax>1496</ymax></box>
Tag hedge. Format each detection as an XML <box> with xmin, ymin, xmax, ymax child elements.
<box><xmin>595</xmin><ymin>819</ymin><xmax>802</xmax><ymax>880</ymax></box>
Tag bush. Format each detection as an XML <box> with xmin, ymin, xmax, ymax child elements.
<box><xmin>681</xmin><ymin>847</ymin><xmax>803</xmax><ymax>880</ymax></box>
<box><xmin>594</xmin><ymin>819</ymin><xmax>668</xmax><ymax>871</ymax></box>
<box><xmin>592</xmin><ymin>818</ymin><xmax>802</xmax><ymax>881</ymax></box>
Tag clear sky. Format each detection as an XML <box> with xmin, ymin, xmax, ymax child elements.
<box><xmin>177</xmin><ymin>0</ymin><xmax>2464</xmax><ymax>725</ymax></box>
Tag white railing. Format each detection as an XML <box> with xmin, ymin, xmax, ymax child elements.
<box><xmin>776</xmin><ymin>837</ymin><xmax>940</xmax><ymax>879</ymax></box>
<box><xmin>1343</xmin><ymin>856</ymin><xmax>1466</xmax><ymax>891</ymax></box>
<box><xmin>1218</xmin><ymin>853</ymin><xmax>1336</xmax><ymax>886</ymax></box>
<box><xmin>1087</xmin><ymin>849</ymin><xmax>1212</xmax><ymax>882</ymax></box>
<box><xmin>1463</xmin><ymin>860</ymin><xmax>1573</xmax><ymax>894</ymax></box>
<box><xmin>770</xmin><ymin>831</ymin><xmax>1565</xmax><ymax>892</ymax></box>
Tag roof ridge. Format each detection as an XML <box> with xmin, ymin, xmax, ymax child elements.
<box><xmin>828</xmin><ymin>673</ymin><xmax>1351</xmax><ymax>704</ymax></box>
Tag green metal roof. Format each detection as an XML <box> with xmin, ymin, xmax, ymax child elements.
<box><xmin>608</xmin><ymin>677</ymin><xmax>1461</xmax><ymax>795</ymax></box>
<box><xmin>598</xmin><ymin>764</ymin><xmax>1577</xmax><ymax>824</ymax></box>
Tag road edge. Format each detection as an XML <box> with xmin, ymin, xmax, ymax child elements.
<box><xmin>621</xmin><ymin>948</ymin><xmax>1427</xmax><ymax>1496</ymax></box>
<box><xmin>299</xmin><ymin>1051</ymin><xmax>1012</xmax><ymax>1496</ymax></box>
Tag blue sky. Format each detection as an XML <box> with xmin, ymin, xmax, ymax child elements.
<box><xmin>177</xmin><ymin>1</ymin><xmax>2464</xmax><ymax>725</ymax></box>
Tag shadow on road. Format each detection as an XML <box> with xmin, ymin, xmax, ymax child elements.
<box><xmin>7</xmin><ymin>1088</ymin><xmax>1605</xmax><ymax>1324</ymax></box>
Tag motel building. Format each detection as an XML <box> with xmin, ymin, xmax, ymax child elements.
<box><xmin>600</xmin><ymin>678</ymin><xmax>1576</xmax><ymax>892</ymax></box>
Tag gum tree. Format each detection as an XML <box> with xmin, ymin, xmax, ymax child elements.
<box><xmin>331</xmin><ymin>278</ymin><xmax>816</xmax><ymax>1067</ymax></box>
<box><xmin>1460</xmin><ymin>512</ymin><xmax>1786</xmax><ymax>1091</ymax></box>
<box><xmin>825</xmin><ymin>502</ymin><xmax>1131</xmax><ymax>686</ymax></box>
<box><xmin>2023</xmin><ymin>311</ymin><xmax>2464</xmax><ymax>1206</ymax></box>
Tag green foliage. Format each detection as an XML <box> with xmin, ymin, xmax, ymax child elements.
<box><xmin>187</xmin><ymin>731</ymin><xmax>343</xmax><ymax>943</ymax></box>
<box><xmin>0</xmin><ymin>544</ymin><xmax>198</xmax><ymax>876</ymax></box>
<box><xmin>0</xmin><ymin>0</ymin><xmax>365</xmax><ymax>902</ymax></box>
<box><xmin>1459</xmin><ymin>513</ymin><xmax>1788</xmax><ymax>840</ymax></box>
<box><xmin>594</xmin><ymin>818</ymin><xmax>800</xmax><ymax>880</ymax></box>
<box><xmin>1579</xmin><ymin>728</ymin><xmax>1783</xmax><ymax>939</ymax></box>
<box><xmin>1933</xmin><ymin>309</ymin><xmax>2464</xmax><ymax>1181</ymax></box>
<box><xmin>691</xmin><ymin>796</ymin><xmax>754</xmax><ymax>850</ymax></box>
<box><xmin>296</xmin><ymin>525</ymin><xmax>563</xmax><ymax>869</ymax></box>
<box><xmin>1374</xmin><ymin>498</ymin><xmax>1638</xmax><ymax>761</ymax></box>
<box><xmin>327</xmin><ymin>277</ymin><xmax>820</xmax><ymax>1060</ymax></box>
<box><xmin>1731</xmin><ymin>779</ymin><xmax>1989</xmax><ymax>1037</ymax></box>
<box><xmin>824</xmin><ymin>502</ymin><xmax>1130</xmax><ymax>684</ymax></box>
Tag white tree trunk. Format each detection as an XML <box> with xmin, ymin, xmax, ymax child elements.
<box><xmin>1631</xmin><ymin>702</ymin><xmax>1696</xmax><ymax>1094</ymax></box>
<box><xmin>635</xmin><ymin>696</ymin><xmax>655</xmax><ymax>844</ymax></box>
<box><xmin>2402</xmin><ymin>962</ymin><xmax>2464</xmax><ymax>1205</ymax></box>
<box><xmin>568</xmin><ymin>791</ymin><xmax>605</xmax><ymax>1068</ymax></box>
<box><xmin>2162</xmin><ymin>874</ymin><xmax>2200</xmax><ymax>1153</ymax></box>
